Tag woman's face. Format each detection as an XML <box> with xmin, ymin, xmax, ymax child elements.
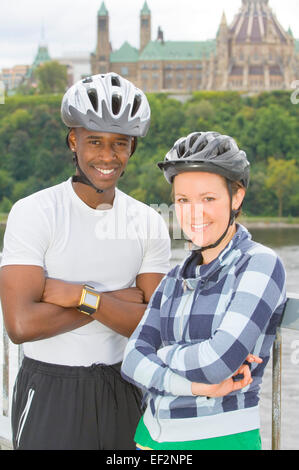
<box><xmin>174</xmin><ymin>171</ymin><xmax>245</xmax><ymax>248</ymax></box>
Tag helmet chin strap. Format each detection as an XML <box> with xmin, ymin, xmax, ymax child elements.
<box><xmin>191</xmin><ymin>208</ymin><xmax>238</xmax><ymax>254</ymax></box>
<box><xmin>72</xmin><ymin>153</ymin><xmax>104</xmax><ymax>194</ymax></box>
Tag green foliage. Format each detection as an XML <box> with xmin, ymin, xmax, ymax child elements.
<box><xmin>0</xmin><ymin>94</ymin><xmax>72</xmax><ymax>208</ymax></box>
<box><xmin>35</xmin><ymin>61</ymin><xmax>68</xmax><ymax>94</ymax></box>
<box><xmin>0</xmin><ymin>170</ymin><xmax>14</xmax><ymax>200</ymax></box>
<box><xmin>1</xmin><ymin>90</ymin><xmax>299</xmax><ymax>217</ymax></box>
<box><xmin>0</xmin><ymin>197</ymin><xmax>13</xmax><ymax>213</ymax></box>
<box><xmin>244</xmin><ymin>163</ymin><xmax>277</xmax><ymax>217</ymax></box>
<box><xmin>265</xmin><ymin>158</ymin><xmax>299</xmax><ymax>217</ymax></box>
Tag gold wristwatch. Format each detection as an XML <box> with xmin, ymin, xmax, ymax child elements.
<box><xmin>77</xmin><ymin>285</ymin><xmax>101</xmax><ymax>316</ymax></box>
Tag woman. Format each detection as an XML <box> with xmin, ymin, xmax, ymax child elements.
<box><xmin>121</xmin><ymin>131</ymin><xmax>286</xmax><ymax>450</ymax></box>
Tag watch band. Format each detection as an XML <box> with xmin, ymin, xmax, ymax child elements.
<box><xmin>77</xmin><ymin>284</ymin><xmax>101</xmax><ymax>316</ymax></box>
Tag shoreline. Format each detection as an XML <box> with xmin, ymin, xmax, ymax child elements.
<box><xmin>169</xmin><ymin>219</ymin><xmax>299</xmax><ymax>232</ymax></box>
<box><xmin>241</xmin><ymin>221</ymin><xmax>299</xmax><ymax>229</ymax></box>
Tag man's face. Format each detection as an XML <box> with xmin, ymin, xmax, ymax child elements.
<box><xmin>69</xmin><ymin>128</ymin><xmax>133</xmax><ymax>191</ymax></box>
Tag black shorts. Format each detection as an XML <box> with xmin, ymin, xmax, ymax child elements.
<box><xmin>11</xmin><ymin>356</ymin><xmax>142</xmax><ymax>450</ymax></box>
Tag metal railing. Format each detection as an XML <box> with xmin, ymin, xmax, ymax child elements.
<box><xmin>1</xmin><ymin>295</ymin><xmax>299</xmax><ymax>450</ymax></box>
<box><xmin>272</xmin><ymin>293</ymin><xmax>299</xmax><ymax>450</ymax></box>
<box><xmin>0</xmin><ymin>311</ymin><xmax>22</xmax><ymax>449</ymax></box>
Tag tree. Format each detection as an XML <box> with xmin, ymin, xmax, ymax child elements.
<box><xmin>35</xmin><ymin>61</ymin><xmax>68</xmax><ymax>94</ymax></box>
<box><xmin>254</xmin><ymin>105</ymin><xmax>298</xmax><ymax>161</ymax></box>
<box><xmin>7</xmin><ymin>130</ymin><xmax>33</xmax><ymax>181</ymax></box>
<box><xmin>0</xmin><ymin>169</ymin><xmax>14</xmax><ymax>200</ymax></box>
<box><xmin>244</xmin><ymin>163</ymin><xmax>276</xmax><ymax>216</ymax></box>
<box><xmin>0</xmin><ymin>197</ymin><xmax>13</xmax><ymax>213</ymax></box>
<box><xmin>265</xmin><ymin>157</ymin><xmax>299</xmax><ymax>217</ymax></box>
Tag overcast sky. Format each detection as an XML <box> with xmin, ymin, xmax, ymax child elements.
<box><xmin>1</xmin><ymin>0</ymin><xmax>299</xmax><ymax>70</ymax></box>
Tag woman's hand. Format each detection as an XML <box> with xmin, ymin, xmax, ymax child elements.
<box><xmin>191</xmin><ymin>354</ymin><xmax>263</xmax><ymax>398</ymax></box>
<box><xmin>245</xmin><ymin>354</ymin><xmax>263</xmax><ymax>365</ymax></box>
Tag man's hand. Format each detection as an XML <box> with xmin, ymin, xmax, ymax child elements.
<box><xmin>109</xmin><ymin>287</ymin><xmax>144</xmax><ymax>304</ymax></box>
<box><xmin>40</xmin><ymin>276</ymin><xmax>156</xmax><ymax>338</ymax></box>
<box><xmin>42</xmin><ymin>279</ymin><xmax>83</xmax><ymax>308</ymax></box>
<box><xmin>42</xmin><ymin>279</ymin><xmax>145</xmax><ymax>309</ymax></box>
<box><xmin>191</xmin><ymin>354</ymin><xmax>263</xmax><ymax>398</ymax></box>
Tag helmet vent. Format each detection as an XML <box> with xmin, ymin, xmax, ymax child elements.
<box><xmin>112</xmin><ymin>94</ymin><xmax>122</xmax><ymax>115</ymax></box>
<box><xmin>189</xmin><ymin>135</ymin><xmax>199</xmax><ymax>149</ymax></box>
<box><xmin>178</xmin><ymin>141</ymin><xmax>186</xmax><ymax>157</ymax></box>
<box><xmin>87</xmin><ymin>88</ymin><xmax>98</xmax><ymax>112</ymax></box>
<box><xmin>131</xmin><ymin>94</ymin><xmax>142</xmax><ymax>117</ymax></box>
<box><xmin>111</xmin><ymin>76</ymin><xmax>121</xmax><ymax>87</ymax></box>
<box><xmin>197</xmin><ymin>139</ymin><xmax>208</xmax><ymax>152</ymax></box>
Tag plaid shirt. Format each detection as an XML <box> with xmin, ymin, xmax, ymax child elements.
<box><xmin>121</xmin><ymin>224</ymin><xmax>286</xmax><ymax>442</ymax></box>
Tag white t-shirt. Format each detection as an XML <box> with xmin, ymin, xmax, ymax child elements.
<box><xmin>1</xmin><ymin>178</ymin><xmax>171</xmax><ymax>366</ymax></box>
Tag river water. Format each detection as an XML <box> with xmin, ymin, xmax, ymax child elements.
<box><xmin>0</xmin><ymin>224</ymin><xmax>299</xmax><ymax>449</ymax></box>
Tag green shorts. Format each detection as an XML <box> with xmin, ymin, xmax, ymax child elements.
<box><xmin>135</xmin><ymin>416</ymin><xmax>262</xmax><ymax>450</ymax></box>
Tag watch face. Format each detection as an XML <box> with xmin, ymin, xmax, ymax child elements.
<box><xmin>84</xmin><ymin>291</ymin><xmax>99</xmax><ymax>308</ymax></box>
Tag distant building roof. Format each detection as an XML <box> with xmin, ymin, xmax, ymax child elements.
<box><xmin>141</xmin><ymin>1</ymin><xmax>151</xmax><ymax>15</ymax></box>
<box><xmin>33</xmin><ymin>45</ymin><xmax>51</xmax><ymax>68</ymax></box>
<box><xmin>230</xmin><ymin>0</ymin><xmax>290</xmax><ymax>44</ymax></box>
<box><xmin>98</xmin><ymin>2</ymin><xmax>108</xmax><ymax>16</ymax></box>
<box><xmin>110</xmin><ymin>41</ymin><xmax>139</xmax><ymax>63</ymax></box>
<box><xmin>139</xmin><ymin>40</ymin><xmax>216</xmax><ymax>61</ymax></box>
<box><xmin>288</xmin><ymin>27</ymin><xmax>294</xmax><ymax>37</ymax></box>
<box><xmin>25</xmin><ymin>44</ymin><xmax>51</xmax><ymax>79</ymax></box>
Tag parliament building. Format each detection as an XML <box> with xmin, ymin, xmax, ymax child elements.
<box><xmin>91</xmin><ymin>0</ymin><xmax>299</xmax><ymax>93</ymax></box>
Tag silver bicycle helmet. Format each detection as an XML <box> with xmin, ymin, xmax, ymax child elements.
<box><xmin>62</xmin><ymin>73</ymin><xmax>151</xmax><ymax>194</ymax></box>
<box><xmin>61</xmin><ymin>72</ymin><xmax>151</xmax><ymax>137</ymax></box>
<box><xmin>158</xmin><ymin>131</ymin><xmax>250</xmax><ymax>188</ymax></box>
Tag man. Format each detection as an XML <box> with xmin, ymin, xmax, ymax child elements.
<box><xmin>0</xmin><ymin>73</ymin><xmax>171</xmax><ymax>450</ymax></box>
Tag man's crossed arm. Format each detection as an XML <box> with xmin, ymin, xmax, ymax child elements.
<box><xmin>0</xmin><ymin>265</ymin><xmax>164</xmax><ymax>344</ymax></box>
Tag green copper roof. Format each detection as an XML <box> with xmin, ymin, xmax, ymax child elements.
<box><xmin>33</xmin><ymin>45</ymin><xmax>51</xmax><ymax>68</ymax></box>
<box><xmin>98</xmin><ymin>1</ymin><xmax>108</xmax><ymax>16</ymax></box>
<box><xmin>139</xmin><ymin>40</ymin><xmax>216</xmax><ymax>61</ymax></box>
<box><xmin>110</xmin><ymin>41</ymin><xmax>139</xmax><ymax>63</ymax></box>
<box><xmin>24</xmin><ymin>44</ymin><xmax>51</xmax><ymax>79</ymax></box>
<box><xmin>141</xmin><ymin>1</ymin><xmax>151</xmax><ymax>15</ymax></box>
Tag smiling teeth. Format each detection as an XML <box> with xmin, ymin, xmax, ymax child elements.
<box><xmin>192</xmin><ymin>223</ymin><xmax>209</xmax><ymax>229</ymax></box>
<box><xmin>95</xmin><ymin>168</ymin><xmax>115</xmax><ymax>174</ymax></box>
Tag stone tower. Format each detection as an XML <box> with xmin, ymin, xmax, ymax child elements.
<box><xmin>140</xmin><ymin>1</ymin><xmax>151</xmax><ymax>52</ymax></box>
<box><xmin>91</xmin><ymin>2</ymin><xmax>111</xmax><ymax>75</ymax></box>
<box><xmin>215</xmin><ymin>12</ymin><xmax>230</xmax><ymax>90</ymax></box>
